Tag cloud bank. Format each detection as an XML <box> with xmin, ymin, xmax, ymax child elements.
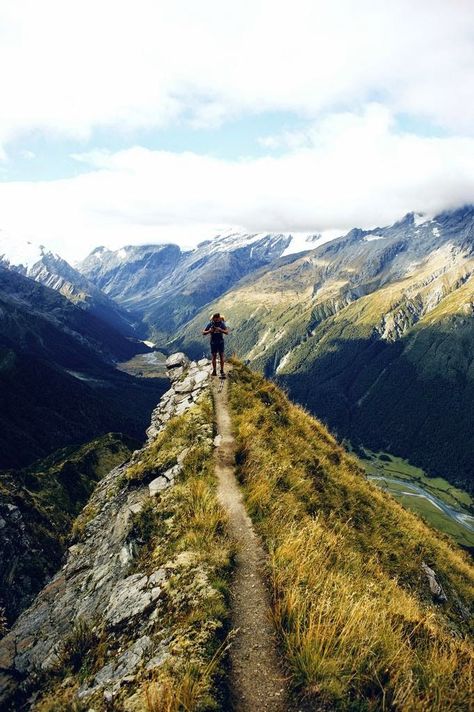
<box><xmin>1</xmin><ymin>0</ymin><xmax>473</xmax><ymax>148</ymax></box>
<box><xmin>1</xmin><ymin>105</ymin><xmax>473</xmax><ymax>263</ymax></box>
<box><xmin>0</xmin><ymin>1</ymin><xmax>473</xmax><ymax>261</ymax></box>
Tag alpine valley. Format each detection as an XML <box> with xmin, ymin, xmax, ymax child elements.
<box><xmin>174</xmin><ymin>206</ymin><xmax>474</xmax><ymax>495</ymax></box>
<box><xmin>0</xmin><ymin>207</ymin><xmax>473</xmax><ymax>711</ymax></box>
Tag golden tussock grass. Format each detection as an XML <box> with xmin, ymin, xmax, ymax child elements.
<box><xmin>228</xmin><ymin>360</ymin><xmax>474</xmax><ymax>711</ymax></box>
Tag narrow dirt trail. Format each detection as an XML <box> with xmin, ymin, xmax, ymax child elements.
<box><xmin>212</xmin><ymin>369</ymin><xmax>289</xmax><ymax>712</ymax></box>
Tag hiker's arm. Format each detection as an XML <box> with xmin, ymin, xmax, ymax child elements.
<box><xmin>218</xmin><ymin>326</ymin><xmax>229</xmax><ymax>334</ymax></box>
<box><xmin>202</xmin><ymin>328</ymin><xmax>211</xmax><ymax>335</ymax></box>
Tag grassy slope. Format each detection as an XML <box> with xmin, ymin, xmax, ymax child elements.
<box><xmin>229</xmin><ymin>361</ymin><xmax>473</xmax><ymax>711</ymax></box>
<box><xmin>35</xmin><ymin>395</ymin><xmax>234</xmax><ymax>712</ymax></box>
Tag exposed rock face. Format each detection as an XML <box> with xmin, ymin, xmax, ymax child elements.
<box><xmin>146</xmin><ymin>354</ymin><xmax>210</xmax><ymax>440</ymax></box>
<box><xmin>422</xmin><ymin>562</ymin><xmax>447</xmax><ymax>603</ymax></box>
<box><xmin>0</xmin><ymin>356</ymin><xmax>212</xmax><ymax>709</ymax></box>
<box><xmin>0</xmin><ymin>434</ymin><xmax>137</xmax><ymax>627</ymax></box>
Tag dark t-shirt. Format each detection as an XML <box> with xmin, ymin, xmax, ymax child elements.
<box><xmin>205</xmin><ymin>320</ymin><xmax>226</xmax><ymax>344</ymax></box>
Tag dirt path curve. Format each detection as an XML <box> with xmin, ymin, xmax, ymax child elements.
<box><xmin>212</xmin><ymin>368</ymin><xmax>290</xmax><ymax>712</ymax></box>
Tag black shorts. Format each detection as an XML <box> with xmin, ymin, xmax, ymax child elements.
<box><xmin>211</xmin><ymin>341</ymin><xmax>224</xmax><ymax>354</ymax></box>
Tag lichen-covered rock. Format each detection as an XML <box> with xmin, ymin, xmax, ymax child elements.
<box><xmin>78</xmin><ymin>635</ymin><xmax>154</xmax><ymax>699</ymax></box>
<box><xmin>104</xmin><ymin>571</ymin><xmax>165</xmax><ymax>628</ymax></box>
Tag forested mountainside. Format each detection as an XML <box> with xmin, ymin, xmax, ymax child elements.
<box><xmin>78</xmin><ymin>233</ymin><xmax>292</xmax><ymax>339</ymax></box>
<box><xmin>0</xmin><ymin>267</ymin><xmax>167</xmax><ymax>469</ymax></box>
<box><xmin>175</xmin><ymin>206</ymin><xmax>474</xmax><ymax>491</ymax></box>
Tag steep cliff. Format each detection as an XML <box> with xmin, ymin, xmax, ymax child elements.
<box><xmin>0</xmin><ymin>434</ymin><xmax>137</xmax><ymax>626</ymax></box>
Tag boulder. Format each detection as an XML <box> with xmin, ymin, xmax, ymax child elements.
<box><xmin>165</xmin><ymin>353</ymin><xmax>189</xmax><ymax>370</ymax></box>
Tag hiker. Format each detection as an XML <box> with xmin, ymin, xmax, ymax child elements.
<box><xmin>203</xmin><ymin>313</ymin><xmax>229</xmax><ymax>378</ymax></box>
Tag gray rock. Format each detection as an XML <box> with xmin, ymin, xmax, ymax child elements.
<box><xmin>421</xmin><ymin>562</ymin><xmax>447</xmax><ymax>602</ymax></box>
<box><xmin>177</xmin><ymin>447</ymin><xmax>191</xmax><ymax>465</ymax></box>
<box><xmin>168</xmin><ymin>365</ymin><xmax>184</xmax><ymax>382</ymax></box>
<box><xmin>165</xmin><ymin>353</ymin><xmax>189</xmax><ymax>370</ymax></box>
<box><xmin>79</xmin><ymin>636</ymin><xmax>153</xmax><ymax>698</ymax></box>
<box><xmin>175</xmin><ymin>398</ymin><xmax>194</xmax><ymax>416</ymax></box>
<box><xmin>104</xmin><ymin>574</ymin><xmax>162</xmax><ymax>628</ymax></box>
<box><xmin>174</xmin><ymin>376</ymin><xmax>196</xmax><ymax>394</ymax></box>
<box><xmin>194</xmin><ymin>370</ymin><xmax>209</xmax><ymax>385</ymax></box>
<box><xmin>149</xmin><ymin>476</ymin><xmax>171</xmax><ymax>496</ymax></box>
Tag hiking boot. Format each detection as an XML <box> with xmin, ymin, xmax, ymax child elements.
<box><xmin>220</xmin><ymin>372</ymin><xmax>226</xmax><ymax>379</ymax></box>
<box><xmin>211</xmin><ymin>369</ymin><xmax>217</xmax><ymax>376</ymax></box>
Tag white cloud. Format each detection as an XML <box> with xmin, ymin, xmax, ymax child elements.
<box><xmin>0</xmin><ymin>105</ymin><xmax>473</xmax><ymax>263</ymax></box>
<box><xmin>0</xmin><ymin>0</ymin><xmax>473</xmax><ymax>154</ymax></box>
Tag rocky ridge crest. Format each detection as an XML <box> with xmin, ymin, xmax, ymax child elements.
<box><xmin>0</xmin><ymin>353</ymin><xmax>214</xmax><ymax>710</ymax></box>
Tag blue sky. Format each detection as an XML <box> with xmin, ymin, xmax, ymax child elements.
<box><xmin>0</xmin><ymin>0</ymin><xmax>473</xmax><ymax>262</ymax></box>
<box><xmin>1</xmin><ymin>111</ymin><xmax>452</xmax><ymax>184</ymax></box>
<box><xmin>1</xmin><ymin>112</ymin><xmax>310</xmax><ymax>182</ymax></box>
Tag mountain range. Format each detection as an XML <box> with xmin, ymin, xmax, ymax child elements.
<box><xmin>0</xmin><ymin>239</ymin><xmax>139</xmax><ymax>337</ymax></box>
<box><xmin>77</xmin><ymin>232</ymin><xmax>294</xmax><ymax>339</ymax></box>
<box><xmin>173</xmin><ymin>206</ymin><xmax>474</xmax><ymax>491</ymax></box>
<box><xmin>2</xmin><ymin>208</ymin><xmax>473</xmax><ymax>491</ymax></box>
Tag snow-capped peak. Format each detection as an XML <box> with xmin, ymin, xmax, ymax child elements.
<box><xmin>413</xmin><ymin>212</ymin><xmax>434</xmax><ymax>227</ymax></box>
<box><xmin>0</xmin><ymin>234</ymin><xmax>48</xmax><ymax>271</ymax></box>
<box><xmin>202</xmin><ymin>230</ymin><xmax>287</xmax><ymax>255</ymax></box>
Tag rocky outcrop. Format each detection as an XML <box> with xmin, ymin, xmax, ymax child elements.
<box><xmin>145</xmin><ymin>354</ymin><xmax>210</xmax><ymax>439</ymax></box>
<box><xmin>0</xmin><ymin>355</ymin><xmax>212</xmax><ymax>710</ymax></box>
<box><xmin>421</xmin><ymin>562</ymin><xmax>447</xmax><ymax>603</ymax></box>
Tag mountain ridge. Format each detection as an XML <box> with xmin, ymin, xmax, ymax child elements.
<box><xmin>0</xmin><ymin>356</ymin><xmax>472</xmax><ymax>711</ymax></box>
<box><xmin>174</xmin><ymin>206</ymin><xmax>474</xmax><ymax>491</ymax></box>
<box><xmin>0</xmin><ymin>239</ymin><xmax>140</xmax><ymax>338</ymax></box>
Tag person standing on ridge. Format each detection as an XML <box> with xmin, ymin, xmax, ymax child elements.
<box><xmin>203</xmin><ymin>313</ymin><xmax>229</xmax><ymax>378</ymax></box>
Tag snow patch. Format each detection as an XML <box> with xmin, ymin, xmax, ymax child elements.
<box><xmin>0</xmin><ymin>235</ymin><xmax>46</xmax><ymax>270</ymax></box>
<box><xmin>364</xmin><ymin>235</ymin><xmax>385</xmax><ymax>242</ymax></box>
<box><xmin>432</xmin><ymin>227</ymin><xmax>441</xmax><ymax>237</ymax></box>
<box><xmin>281</xmin><ymin>229</ymin><xmax>342</xmax><ymax>257</ymax></box>
<box><xmin>413</xmin><ymin>212</ymin><xmax>434</xmax><ymax>227</ymax></box>
<box><xmin>117</xmin><ymin>248</ymin><xmax>128</xmax><ymax>259</ymax></box>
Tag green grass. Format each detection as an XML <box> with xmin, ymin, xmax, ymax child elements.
<box><xmin>228</xmin><ymin>359</ymin><xmax>474</xmax><ymax>711</ymax></box>
<box><xmin>358</xmin><ymin>449</ymin><xmax>474</xmax><ymax>548</ymax></box>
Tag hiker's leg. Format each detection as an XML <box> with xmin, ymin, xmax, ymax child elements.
<box><xmin>219</xmin><ymin>351</ymin><xmax>225</xmax><ymax>373</ymax></box>
<box><xmin>211</xmin><ymin>352</ymin><xmax>217</xmax><ymax>374</ymax></box>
